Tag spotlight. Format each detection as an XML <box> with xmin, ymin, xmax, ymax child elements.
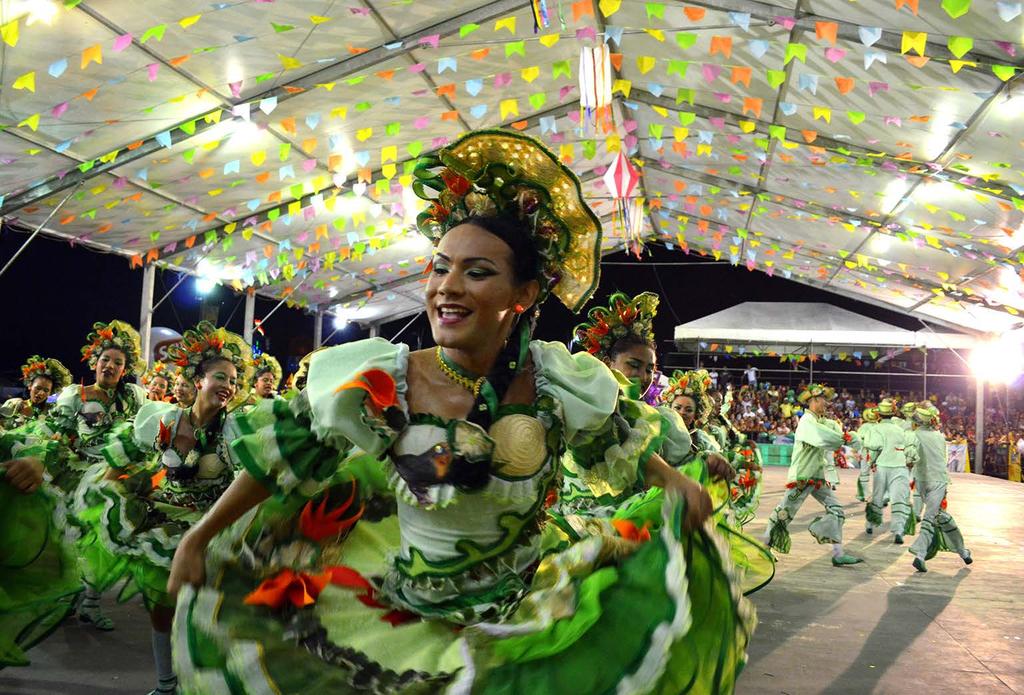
<box><xmin>196</xmin><ymin>277</ymin><xmax>217</xmax><ymax>295</ymax></box>
<box><xmin>970</xmin><ymin>337</ymin><xmax>1024</xmax><ymax>384</ymax></box>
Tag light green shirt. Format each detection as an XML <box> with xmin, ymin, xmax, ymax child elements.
<box><xmin>911</xmin><ymin>427</ymin><xmax>948</xmax><ymax>487</ymax></box>
<box><xmin>788</xmin><ymin>411</ymin><xmax>849</xmax><ymax>484</ymax></box>
<box><xmin>863</xmin><ymin>419</ymin><xmax>915</xmax><ymax>468</ymax></box>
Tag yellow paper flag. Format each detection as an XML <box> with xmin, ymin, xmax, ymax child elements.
<box><xmin>598</xmin><ymin>0</ymin><xmax>622</xmax><ymax>17</ymax></box>
<box><xmin>81</xmin><ymin>44</ymin><xmax>103</xmax><ymax>69</ymax></box>
<box><xmin>179</xmin><ymin>15</ymin><xmax>201</xmax><ymax>29</ymax></box>
<box><xmin>278</xmin><ymin>54</ymin><xmax>302</xmax><ymax>70</ymax></box>
<box><xmin>1</xmin><ymin>19</ymin><xmax>19</xmax><ymax>47</ymax></box>
<box><xmin>500</xmin><ymin>99</ymin><xmax>519</xmax><ymax>119</ymax></box>
<box><xmin>494</xmin><ymin>16</ymin><xmax>516</xmax><ymax>33</ymax></box>
<box><xmin>637</xmin><ymin>56</ymin><xmax>656</xmax><ymax>74</ymax></box>
<box><xmin>13</xmin><ymin>71</ymin><xmax>35</xmax><ymax>93</ymax></box>
<box><xmin>538</xmin><ymin>33</ymin><xmax>560</xmax><ymax>47</ymax></box>
<box><xmin>901</xmin><ymin>31</ymin><xmax>927</xmax><ymax>56</ymax></box>
<box><xmin>18</xmin><ymin>113</ymin><xmax>40</xmax><ymax>131</ymax></box>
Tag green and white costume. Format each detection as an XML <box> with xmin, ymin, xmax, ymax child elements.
<box><xmin>863</xmin><ymin>419</ymin><xmax>916</xmax><ymax>537</ymax></box>
<box><xmin>172</xmin><ymin>338</ymin><xmax>755</xmax><ymax>694</ymax></box>
<box><xmin>855</xmin><ymin>416</ymin><xmax>877</xmax><ymax>502</ymax></box>
<box><xmin>73</xmin><ymin>400</ymin><xmax>242</xmax><ymax>609</ymax></box>
<box><xmin>908</xmin><ymin>425</ymin><xmax>970</xmax><ymax>567</ymax></box>
<box><xmin>765</xmin><ymin>411</ymin><xmax>856</xmax><ymax>553</ymax></box>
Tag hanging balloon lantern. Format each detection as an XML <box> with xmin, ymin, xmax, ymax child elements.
<box><xmin>603</xmin><ymin>151</ymin><xmax>646</xmax><ymax>256</ymax></box>
<box><xmin>578</xmin><ymin>45</ymin><xmax>612</xmax><ymax>133</ymax></box>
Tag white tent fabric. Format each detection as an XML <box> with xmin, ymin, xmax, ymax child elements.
<box><xmin>0</xmin><ymin>2</ymin><xmax>1022</xmax><ymax>331</ymax></box>
<box><xmin>673</xmin><ymin>301</ymin><xmax>977</xmax><ymax>352</ymax></box>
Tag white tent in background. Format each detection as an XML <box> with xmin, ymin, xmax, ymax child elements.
<box><xmin>672</xmin><ymin>302</ymin><xmax>978</xmax><ymax>355</ymax></box>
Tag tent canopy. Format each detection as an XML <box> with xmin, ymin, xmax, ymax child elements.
<box><xmin>0</xmin><ymin>1</ymin><xmax>1023</xmax><ymax>331</ymax></box>
<box><xmin>673</xmin><ymin>302</ymin><xmax>977</xmax><ymax>353</ymax></box>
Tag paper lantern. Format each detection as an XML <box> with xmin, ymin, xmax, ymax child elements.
<box><xmin>603</xmin><ymin>151</ymin><xmax>646</xmax><ymax>256</ymax></box>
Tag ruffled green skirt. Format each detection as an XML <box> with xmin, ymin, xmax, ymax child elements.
<box><xmin>0</xmin><ymin>477</ymin><xmax>82</xmax><ymax>667</ymax></box>
<box><xmin>173</xmin><ymin>483</ymin><xmax>755</xmax><ymax>694</ymax></box>
<box><xmin>73</xmin><ymin>462</ymin><xmax>201</xmax><ymax>609</ymax></box>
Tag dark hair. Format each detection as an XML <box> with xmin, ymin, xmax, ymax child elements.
<box><xmin>457</xmin><ymin>215</ymin><xmax>540</xmax><ymax>429</ymax></box>
<box><xmin>606</xmin><ymin>335</ymin><xmax>656</xmax><ymax>361</ymax></box>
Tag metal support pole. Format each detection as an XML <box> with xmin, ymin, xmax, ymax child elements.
<box><xmin>695</xmin><ymin>341</ymin><xmax>701</xmax><ymax>369</ymax></box>
<box><xmin>922</xmin><ymin>348</ymin><xmax>928</xmax><ymax>397</ymax></box>
<box><xmin>243</xmin><ymin>289</ymin><xmax>255</xmax><ymax>346</ymax></box>
<box><xmin>313</xmin><ymin>308</ymin><xmax>324</xmax><ymax>349</ymax></box>
<box><xmin>139</xmin><ymin>264</ymin><xmax>156</xmax><ymax>371</ymax></box>
<box><xmin>0</xmin><ymin>184</ymin><xmax>80</xmax><ymax>280</ymax></box>
<box><xmin>975</xmin><ymin>379</ymin><xmax>985</xmax><ymax>476</ymax></box>
<box><xmin>369</xmin><ymin>325</ymin><xmax>380</xmax><ymax>338</ymax></box>
<box><xmin>809</xmin><ymin>343</ymin><xmax>814</xmax><ymax>382</ymax></box>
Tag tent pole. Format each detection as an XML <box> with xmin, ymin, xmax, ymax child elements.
<box><xmin>139</xmin><ymin>264</ymin><xmax>156</xmax><ymax>371</ymax></box>
<box><xmin>696</xmin><ymin>341</ymin><xmax>701</xmax><ymax>369</ymax></box>
<box><xmin>0</xmin><ymin>184</ymin><xmax>80</xmax><ymax>280</ymax></box>
<box><xmin>975</xmin><ymin>379</ymin><xmax>984</xmax><ymax>476</ymax></box>
<box><xmin>313</xmin><ymin>308</ymin><xmax>324</xmax><ymax>349</ymax></box>
<box><xmin>243</xmin><ymin>289</ymin><xmax>255</xmax><ymax>345</ymax></box>
<box><xmin>922</xmin><ymin>348</ymin><xmax>928</xmax><ymax>398</ymax></box>
<box><xmin>809</xmin><ymin>342</ymin><xmax>813</xmax><ymax>382</ymax></box>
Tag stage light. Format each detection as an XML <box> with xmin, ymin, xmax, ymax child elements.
<box><xmin>333</xmin><ymin>310</ymin><xmax>351</xmax><ymax>330</ymax></box>
<box><xmin>328</xmin><ymin>286</ymin><xmax>338</xmax><ymax>298</ymax></box>
<box><xmin>970</xmin><ymin>337</ymin><xmax>1024</xmax><ymax>384</ymax></box>
<box><xmin>195</xmin><ymin>277</ymin><xmax>217</xmax><ymax>295</ymax></box>
<box><xmin>15</xmin><ymin>0</ymin><xmax>59</xmax><ymax>25</ymax></box>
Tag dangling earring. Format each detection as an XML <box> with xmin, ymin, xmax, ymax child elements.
<box><xmin>514</xmin><ymin>304</ymin><xmax>525</xmax><ymax>314</ymax></box>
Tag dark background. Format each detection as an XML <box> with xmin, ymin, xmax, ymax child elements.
<box><xmin>0</xmin><ymin>224</ymin><xmax>973</xmax><ymax>395</ymax></box>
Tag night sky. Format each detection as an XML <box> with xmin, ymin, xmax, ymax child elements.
<box><xmin>0</xmin><ymin>224</ymin><xmax>966</xmax><ymax>394</ymax></box>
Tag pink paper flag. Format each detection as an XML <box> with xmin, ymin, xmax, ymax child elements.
<box><xmin>418</xmin><ymin>34</ymin><xmax>440</xmax><ymax>49</ymax></box>
<box><xmin>229</xmin><ymin>81</ymin><xmax>242</xmax><ymax>98</ymax></box>
<box><xmin>774</xmin><ymin>15</ymin><xmax>796</xmax><ymax>29</ymax></box>
<box><xmin>824</xmin><ymin>47</ymin><xmax>846</xmax><ymax>63</ymax></box>
<box><xmin>494</xmin><ymin>72</ymin><xmax>512</xmax><ymax>87</ymax></box>
<box><xmin>702</xmin><ymin>63</ymin><xmax>722</xmax><ymax>83</ymax></box>
<box><xmin>868</xmin><ymin>81</ymin><xmax>889</xmax><ymax>96</ymax></box>
<box><xmin>147</xmin><ymin>63</ymin><xmax>159</xmax><ymax>81</ymax></box>
<box><xmin>413</xmin><ymin>116</ymin><xmax>430</xmax><ymax>129</ymax></box>
<box><xmin>52</xmin><ymin>101</ymin><xmax>69</xmax><ymax>118</ymax></box>
<box><xmin>113</xmin><ymin>34</ymin><xmax>133</xmax><ymax>52</ymax></box>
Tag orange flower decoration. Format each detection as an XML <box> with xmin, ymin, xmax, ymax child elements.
<box><xmin>299</xmin><ymin>485</ymin><xmax>364</xmax><ymax>542</ymax></box>
<box><xmin>244</xmin><ymin>568</ymin><xmax>332</xmax><ymax>610</ymax></box>
<box><xmin>611</xmin><ymin>519</ymin><xmax>652</xmax><ymax>543</ymax></box>
<box><xmin>335</xmin><ymin>369</ymin><xmax>399</xmax><ymax>414</ymax></box>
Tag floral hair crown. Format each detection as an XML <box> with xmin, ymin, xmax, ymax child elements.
<box><xmin>141</xmin><ymin>361</ymin><xmax>172</xmax><ymax>387</ymax></box>
<box><xmin>798</xmin><ymin>383</ymin><xmax>835</xmax><ymax>404</ymax></box>
<box><xmin>21</xmin><ymin>355</ymin><xmax>72</xmax><ymax>391</ymax></box>
<box><xmin>81</xmin><ymin>320</ymin><xmax>142</xmax><ymax>376</ymax></box>
<box><xmin>251</xmin><ymin>353</ymin><xmax>283</xmax><ymax>386</ymax></box>
<box><xmin>661</xmin><ymin>369</ymin><xmax>713</xmax><ymax>423</ymax></box>
<box><xmin>574</xmin><ymin>292</ymin><xmax>659</xmax><ymax>357</ymax></box>
<box><xmin>412</xmin><ymin>129</ymin><xmax>603</xmax><ymax>312</ymax></box>
<box><xmin>167</xmin><ymin>321</ymin><xmax>253</xmax><ymax>388</ymax></box>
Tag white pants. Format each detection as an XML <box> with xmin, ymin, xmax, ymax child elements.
<box><xmin>909</xmin><ymin>482</ymin><xmax>967</xmax><ymax>560</ymax></box>
<box><xmin>766</xmin><ymin>482</ymin><xmax>844</xmax><ymax>553</ymax></box>
<box><xmin>866</xmin><ymin>466</ymin><xmax>911</xmax><ymax>535</ymax></box>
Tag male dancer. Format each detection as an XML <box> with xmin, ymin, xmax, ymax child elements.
<box><xmin>864</xmin><ymin>399</ymin><xmax>915</xmax><ymax>544</ymax></box>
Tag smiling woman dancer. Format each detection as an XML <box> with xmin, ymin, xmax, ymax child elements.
<box><xmin>74</xmin><ymin>321</ymin><xmax>252</xmax><ymax>695</ymax></box>
<box><xmin>0</xmin><ymin>355</ymin><xmax>72</xmax><ymax>431</ymax></box>
<box><xmin>167</xmin><ymin>130</ymin><xmax>754</xmax><ymax>694</ymax></box>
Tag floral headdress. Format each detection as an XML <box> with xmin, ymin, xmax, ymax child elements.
<box><xmin>80</xmin><ymin>320</ymin><xmax>142</xmax><ymax>376</ymax></box>
<box><xmin>413</xmin><ymin>129</ymin><xmax>603</xmax><ymax>312</ymax></box>
<box><xmin>167</xmin><ymin>321</ymin><xmax>254</xmax><ymax>408</ymax></box>
<box><xmin>251</xmin><ymin>353</ymin><xmax>283</xmax><ymax>387</ymax></box>
<box><xmin>141</xmin><ymin>361</ymin><xmax>172</xmax><ymax>387</ymax></box>
<box><xmin>661</xmin><ymin>369</ymin><xmax>713</xmax><ymax>425</ymax></box>
<box><xmin>20</xmin><ymin>355</ymin><xmax>72</xmax><ymax>392</ymax></box>
<box><xmin>862</xmin><ymin>407</ymin><xmax>880</xmax><ymax>423</ymax></box>
<box><xmin>574</xmin><ymin>292</ymin><xmax>658</xmax><ymax>357</ymax></box>
<box><xmin>797</xmin><ymin>383</ymin><xmax>835</xmax><ymax>404</ymax></box>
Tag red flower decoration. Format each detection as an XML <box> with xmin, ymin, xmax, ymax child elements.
<box><xmin>441</xmin><ymin>169</ymin><xmax>471</xmax><ymax>197</ymax></box>
<box><xmin>244</xmin><ymin>568</ymin><xmax>331</xmax><ymax>610</ymax></box>
<box><xmin>335</xmin><ymin>369</ymin><xmax>399</xmax><ymax>414</ymax></box>
<box><xmin>299</xmin><ymin>485</ymin><xmax>364</xmax><ymax>542</ymax></box>
<box><xmin>612</xmin><ymin>519</ymin><xmax>652</xmax><ymax>543</ymax></box>
<box><xmin>158</xmin><ymin>419</ymin><xmax>173</xmax><ymax>449</ymax></box>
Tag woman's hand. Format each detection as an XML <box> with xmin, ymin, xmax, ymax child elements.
<box><xmin>706</xmin><ymin>453</ymin><xmax>736</xmax><ymax>482</ymax></box>
<box><xmin>1</xmin><ymin>457</ymin><xmax>44</xmax><ymax>494</ymax></box>
<box><xmin>644</xmin><ymin>453</ymin><xmax>713</xmax><ymax>531</ymax></box>
<box><xmin>167</xmin><ymin>530</ymin><xmax>207</xmax><ymax>599</ymax></box>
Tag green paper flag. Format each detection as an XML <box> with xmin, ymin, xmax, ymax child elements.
<box><xmin>768</xmin><ymin>125</ymin><xmax>787</xmax><ymax>141</ymax></box>
<box><xmin>948</xmin><ymin>36</ymin><xmax>972</xmax><ymax>58</ymax></box>
<box><xmin>765</xmin><ymin>69</ymin><xmax>786</xmax><ymax>88</ymax></box>
<box><xmin>847</xmin><ymin>111</ymin><xmax>866</xmax><ymax>124</ymax></box>
<box><xmin>675</xmin><ymin>88</ymin><xmax>695</xmax><ymax>105</ymax></box>
<box><xmin>667</xmin><ymin>59</ymin><xmax>689</xmax><ymax>77</ymax></box>
<box><xmin>992</xmin><ymin>64</ymin><xmax>1016</xmax><ymax>81</ymax></box>
<box><xmin>784</xmin><ymin>43</ymin><xmax>807</xmax><ymax>65</ymax></box>
<box><xmin>552</xmin><ymin>60</ymin><xmax>571</xmax><ymax>78</ymax></box>
<box><xmin>941</xmin><ymin>0</ymin><xmax>971</xmax><ymax>18</ymax></box>
<box><xmin>529</xmin><ymin>92</ymin><xmax>547</xmax><ymax>109</ymax></box>
<box><xmin>678</xmin><ymin>111</ymin><xmax>696</xmax><ymax>126</ymax></box>
<box><xmin>140</xmin><ymin>24</ymin><xmax>167</xmax><ymax>43</ymax></box>
<box><xmin>505</xmin><ymin>41</ymin><xmax>525</xmax><ymax>58</ymax></box>
<box><xmin>582</xmin><ymin>140</ymin><xmax>597</xmax><ymax>159</ymax></box>
<box><xmin>676</xmin><ymin>33</ymin><xmax>697</xmax><ymax>50</ymax></box>
<box><xmin>406</xmin><ymin>140</ymin><xmax>423</xmax><ymax>157</ymax></box>
<box><xmin>459</xmin><ymin>23</ymin><xmax>479</xmax><ymax>37</ymax></box>
<box><xmin>646</xmin><ymin>2</ymin><xmax>665</xmax><ymax>19</ymax></box>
